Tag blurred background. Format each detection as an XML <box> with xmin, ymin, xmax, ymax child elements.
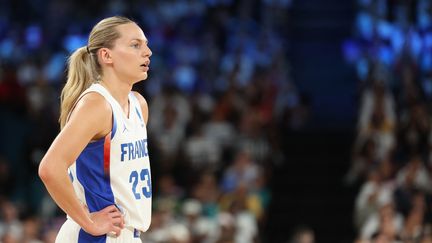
<box><xmin>1</xmin><ymin>0</ymin><xmax>432</xmax><ymax>242</ymax></box>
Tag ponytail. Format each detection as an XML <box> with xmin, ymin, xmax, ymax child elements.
<box><xmin>59</xmin><ymin>47</ymin><xmax>96</xmax><ymax>129</ymax></box>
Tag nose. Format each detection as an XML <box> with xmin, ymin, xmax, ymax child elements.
<box><xmin>143</xmin><ymin>45</ymin><xmax>152</xmax><ymax>57</ymax></box>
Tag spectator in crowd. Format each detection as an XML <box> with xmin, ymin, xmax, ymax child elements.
<box><xmin>0</xmin><ymin>200</ymin><xmax>23</xmax><ymax>241</ymax></box>
<box><xmin>288</xmin><ymin>225</ymin><xmax>315</xmax><ymax>243</ymax></box>
<box><xmin>348</xmin><ymin>0</ymin><xmax>432</xmax><ymax>242</ymax></box>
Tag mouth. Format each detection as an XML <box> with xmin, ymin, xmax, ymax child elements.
<box><xmin>140</xmin><ymin>61</ymin><xmax>150</xmax><ymax>72</ymax></box>
<box><xmin>140</xmin><ymin>64</ymin><xmax>150</xmax><ymax>72</ymax></box>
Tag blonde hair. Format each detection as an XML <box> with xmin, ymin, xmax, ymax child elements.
<box><xmin>59</xmin><ymin>16</ymin><xmax>134</xmax><ymax>129</ymax></box>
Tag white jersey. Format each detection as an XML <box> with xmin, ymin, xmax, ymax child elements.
<box><xmin>68</xmin><ymin>83</ymin><xmax>152</xmax><ymax>241</ymax></box>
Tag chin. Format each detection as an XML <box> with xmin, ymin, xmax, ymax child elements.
<box><xmin>133</xmin><ymin>73</ymin><xmax>148</xmax><ymax>83</ymax></box>
<box><xmin>141</xmin><ymin>72</ymin><xmax>148</xmax><ymax>80</ymax></box>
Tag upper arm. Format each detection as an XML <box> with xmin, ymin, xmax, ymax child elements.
<box><xmin>42</xmin><ymin>93</ymin><xmax>112</xmax><ymax>169</ymax></box>
<box><xmin>132</xmin><ymin>91</ymin><xmax>149</xmax><ymax>125</ymax></box>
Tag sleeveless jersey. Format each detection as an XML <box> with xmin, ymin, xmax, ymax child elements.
<box><xmin>68</xmin><ymin>83</ymin><xmax>152</xmax><ymax>238</ymax></box>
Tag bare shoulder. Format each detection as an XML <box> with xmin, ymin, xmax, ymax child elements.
<box><xmin>67</xmin><ymin>92</ymin><xmax>112</xmax><ymax>138</ymax></box>
<box><xmin>132</xmin><ymin>91</ymin><xmax>149</xmax><ymax>124</ymax></box>
<box><xmin>73</xmin><ymin>92</ymin><xmax>112</xmax><ymax>119</ymax></box>
<box><xmin>42</xmin><ymin>92</ymin><xmax>112</xmax><ymax>169</ymax></box>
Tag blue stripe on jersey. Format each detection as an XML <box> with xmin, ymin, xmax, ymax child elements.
<box><xmin>135</xmin><ymin>107</ymin><xmax>143</xmax><ymax>122</ymax></box>
<box><xmin>76</xmin><ymin>138</ymin><xmax>115</xmax><ymax>211</ymax></box>
<box><xmin>130</xmin><ymin>94</ymin><xmax>143</xmax><ymax>123</ymax></box>
<box><xmin>111</xmin><ymin>113</ymin><xmax>117</xmax><ymax>139</ymax></box>
<box><xmin>76</xmin><ymin>140</ymin><xmax>113</xmax><ymax>242</ymax></box>
<box><xmin>68</xmin><ymin>171</ymin><xmax>74</xmax><ymax>182</ymax></box>
<box><xmin>78</xmin><ymin>229</ymin><xmax>106</xmax><ymax>243</ymax></box>
<box><xmin>76</xmin><ymin>113</ymin><xmax>117</xmax><ymax>243</ymax></box>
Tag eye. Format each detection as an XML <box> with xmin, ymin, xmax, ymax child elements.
<box><xmin>131</xmin><ymin>43</ymin><xmax>140</xmax><ymax>49</ymax></box>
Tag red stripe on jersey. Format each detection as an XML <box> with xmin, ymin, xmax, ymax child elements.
<box><xmin>103</xmin><ymin>132</ymin><xmax>111</xmax><ymax>176</ymax></box>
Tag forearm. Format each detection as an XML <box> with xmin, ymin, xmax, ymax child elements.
<box><xmin>39</xmin><ymin>159</ymin><xmax>93</xmax><ymax>230</ymax></box>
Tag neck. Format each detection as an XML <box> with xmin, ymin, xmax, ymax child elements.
<box><xmin>99</xmin><ymin>74</ymin><xmax>132</xmax><ymax>109</ymax></box>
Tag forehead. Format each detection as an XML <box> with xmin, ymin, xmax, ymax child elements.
<box><xmin>115</xmin><ymin>23</ymin><xmax>147</xmax><ymax>42</ymax></box>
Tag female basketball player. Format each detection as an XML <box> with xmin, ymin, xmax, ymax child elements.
<box><xmin>39</xmin><ymin>16</ymin><xmax>153</xmax><ymax>242</ymax></box>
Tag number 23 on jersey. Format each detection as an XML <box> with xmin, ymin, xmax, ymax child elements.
<box><xmin>129</xmin><ymin>168</ymin><xmax>152</xmax><ymax>199</ymax></box>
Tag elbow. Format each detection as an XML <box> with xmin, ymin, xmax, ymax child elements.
<box><xmin>39</xmin><ymin>157</ymin><xmax>69</xmax><ymax>184</ymax></box>
<box><xmin>38</xmin><ymin>159</ymin><xmax>53</xmax><ymax>183</ymax></box>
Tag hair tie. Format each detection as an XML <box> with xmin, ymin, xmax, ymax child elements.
<box><xmin>86</xmin><ymin>46</ymin><xmax>90</xmax><ymax>54</ymax></box>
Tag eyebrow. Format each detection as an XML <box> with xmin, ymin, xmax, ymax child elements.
<box><xmin>131</xmin><ymin>38</ymin><xmax>148</xmax><ymax>44</ymax></box>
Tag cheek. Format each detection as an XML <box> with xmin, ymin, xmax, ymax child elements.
<box><xmin>114</xmin><ymin>52</ymin><xmax>136</xmax><ymax>71</ymax></box>
<box><xmin>115</xmin><ymin>51</ymin><xmax>132</xmax><ymax>62</ymax></box>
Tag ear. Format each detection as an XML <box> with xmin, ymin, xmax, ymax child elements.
<box><xmin>98</xmin><ymin>48</ymin><xmax>113</xmax><ymax>65</ymax></box>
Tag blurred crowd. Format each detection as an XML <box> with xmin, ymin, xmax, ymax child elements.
<box><xmin>0</xmin><ymin>0</ymin><xmax>301</xmax><ymax>242</ymax></box>
<box><xmin>344</xmin><ymin>0</ymin><xmax>432</xmax><ymax>242</ymax></box>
